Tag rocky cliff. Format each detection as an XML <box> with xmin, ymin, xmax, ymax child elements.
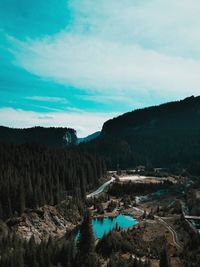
<box><xmin>6</xmin><ymin>201</ymin><xmax>81</xmax><ymax>243</ymax></box>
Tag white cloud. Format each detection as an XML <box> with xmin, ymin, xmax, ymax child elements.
<box><xmin>69</xmin><ymin>0</ymin><xmax>200</xmax><ymax>57</ymax></box>
<box><xmin>25</xmin><ymin>96</ymin><xmax>68</xmax><ymax>103</ymax></box>
<box><xmin>79</xmin><ymin>94</ymin><xmax>146</xmax><ymax>108</ymax></box>
<box><xmin>0</xmin><ymin>107</ymin><xmax>118</xmax><ymax>137</ymax></box>
<box><xmin>9</xmin><ymin>0</ymin><xmax>200</xmax><ymax>98</ymax></box>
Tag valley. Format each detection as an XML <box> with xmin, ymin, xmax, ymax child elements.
<box><xmin>2</xmin><ymin>0</ymin><xmax>200</xmax><ymax>265</ymax></box>
<box><xmin>81</xmin><ymin>169</ymin><xmax>200</xmax><ymax>267</ymax></box>
<box><xmin>3</xmin><ymin>169</ymin><xmax>198</xmax><ymax>267</ymax></box>
<box><xmin>1</xmin><ymin>96</ymin><xmax>200</xmax><ymax>266</ymax></box>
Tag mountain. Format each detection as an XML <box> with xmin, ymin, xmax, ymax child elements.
<box><xmin>0</xmin><ymin>126</ymin><xmax>77</xmax><ymax>147</ymax></box>
<box><xmin>82</xmin><ymin>96</ymin><xmax>200</xmax><ymax>174</ymax></box>
<box><xmin>102</xmin><ymin>95</ymin><xmax>200</xmax><ymax>134</ymax></box>
<box><xmin>77</xmin><ymin>131</ymin><xmax>101</xmax><ymax>144</ymax></box>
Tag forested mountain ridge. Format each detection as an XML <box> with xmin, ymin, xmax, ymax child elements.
<box><xmin>0</xmin><ymin>126</ymin><xmax>77</xmax><ymax>147</ymax></box>
<box><xmin>1</xmin><ymin>97</ymin><xmax>200</xmax><ymax>266</ymax></box>
<box><xmin>102</xmin><ymin>95</ymin><xmax>200</xmax><ymax>134</ymax></box>
<box><xmin>82</xmin><ymin>96</ymin><xmax>200</xmax><ymax>174</ymax></box>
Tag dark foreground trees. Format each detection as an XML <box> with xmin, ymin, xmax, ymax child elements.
<box><xmin>0</xmin><ymin>210</ymin><xmax>98</xmax><ymax>267</ymax></box>
<box><xmin>0</xmin><ymin>143</ymin><xmax>106</xmax><ymax>220</ymax></box>
<box><xmin>159</xmin><ymin>247</ymin><xmax>170</xmax><ymax>267</ymax></box>
<box><xmin>77</xmin><ymin>209</ymin><xmax>99</xmax><ymax>267</ymax></box>
<box><xmin>0</xmin><ymin>228</ymin><xmax>77</xmax><ymax>267</ymax></box>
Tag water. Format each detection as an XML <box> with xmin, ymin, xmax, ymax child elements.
<box><xmin>191</xmin><ymin>220</ymin><xmax>200</xmax><ymax>234</ymax></box>
<box><xmin>191</xmin><ymin>219</ymin><xmax>200</xmax><ymax>227</ymax></box>
<box><xmin>139</xmin><ymin>189</ymin><xmax>169</xmax><ymax>203</ymax></box>
<box><xmin>76</xmin><ymin>214</ymin><xmax>138</xmax><ymax>239</ymax></box>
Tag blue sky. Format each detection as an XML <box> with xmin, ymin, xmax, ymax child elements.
<box><xmin>0</xmin><ymin>0</ymin><xmax>200</xmax><ymax>136</ymax></box>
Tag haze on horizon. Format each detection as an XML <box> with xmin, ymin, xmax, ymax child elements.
<box><xmin>0</xmin><ymin>0</ymin><xmax>200</xmax><ymax>137</ymax></box>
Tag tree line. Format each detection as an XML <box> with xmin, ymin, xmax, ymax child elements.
<box><xmin>0</xmin><ymin>126</ymin><xmax>77</xmax><ymax>147</ymax></box>
<box><xmin>0</xmin><ymin>210</ymin><xmax>152</xmax><ymax>267</ymax></box>
<box><xmin>108</xmin><ymin>180</ymin><xmax>173</xmax><ymax>197</ymax></box>
<box><xmin>0</xmin><ymin>143</ymin><xmax>106</xmax><ymax>220</ymax></box>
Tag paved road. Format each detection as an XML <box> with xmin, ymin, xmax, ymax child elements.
<box><xmin>185</xmin><ymin>215</ymin><xmax>200</xmax><ymax>220</ymax></box>
<box><xmin>86</xmin><ymin>175</ymin><xmax>183</xmax><ymax>251</ymax></box>
<box><xmin>86</xmin><ymin>177</ymin><xmax>115</xmax><ymax>198</ymax></box>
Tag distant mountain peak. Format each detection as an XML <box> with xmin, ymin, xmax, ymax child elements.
<box><xmin>77</xmin><ymin>131</ymin><xmax>101</xmax><ymax>144</ymax></box>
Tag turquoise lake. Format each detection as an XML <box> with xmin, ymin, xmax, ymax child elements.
<box><xmin>191</xmin><ymin>220</ymin><xmax>200</xmax><ymax>234</ymax></box>
<box><xmin>76</xmin><ymin>214</ymin><xmax>138</xmax><ymax>239</ymax></box>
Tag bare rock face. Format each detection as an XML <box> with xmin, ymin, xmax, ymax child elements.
<box><xmin>6</xmin><ymin>205</ymin><xmax>77</xmax><ymax>243</ymax></box>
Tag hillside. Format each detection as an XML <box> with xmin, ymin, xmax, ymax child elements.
<box><xmin>102</xmin><ymin>96</ymin><xmax>200</xmax><ymax>134</ymax></box>
<box><xmin>82</xmin><ymin>96</ymin><xmax>200</xmax><ymax>174</ymax></box>
<box><xmin>77</xmin><ymin>131</ymin><xmax>101</xmax><ymax>144</ymax></box>
<box><xmin>0</xmin><ymin>126</ymin><xmax>77</xmax><ymax>147</ymax></box>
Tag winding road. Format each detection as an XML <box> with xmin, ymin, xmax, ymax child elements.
<box><xmin>156</xmin><ymin>216</ymin><xmax>183</xmax><ymax>249</ymax></box>
<box><xmin>86</xmin><ymin>174</ymin><xmax>183</xmax><ymax>250</ymax></box>
<box><xmin>86</xmin><ymin>174</ymin><xmax>152</xmax><ymax>199</ymax></box>
<box><xmin>86</xmin><ymin>177</ymin><xmax>115</xmax><ymax>198</ymax></box>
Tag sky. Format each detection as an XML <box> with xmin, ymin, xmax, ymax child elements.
<box><xmin>0</xmin><ymin>0</ymin><xmax>200</xmax><ymax>137</ymax></box>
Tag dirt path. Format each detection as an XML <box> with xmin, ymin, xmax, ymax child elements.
<box><xmin>156</xmin><ymin>216</ymin><xmax>183</xmax><ymax>250</ymax></box>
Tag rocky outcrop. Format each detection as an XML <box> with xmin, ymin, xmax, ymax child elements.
<box><xmin>6</xmin><ymin>204</ymin><xmax>80</xmax><ymax>243</ymax></box>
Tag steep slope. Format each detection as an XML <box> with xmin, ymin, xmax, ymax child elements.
<box><xmin>83</xmin><ymin>96</ymin><xmax>200</xmax><ymax>174</ymax></box>
<box><xmin>0</xmin><ymin>126</ymin><xmax>77</xmax><ymax>147</ymax></box>
<box><xmin>102</xmin><ymin>96</ymin><xmax>200</xmax><ymax>134</ymax></box>
<box><xmin>0</xmin><ymin>143</ymin><xmax>106</xmax><ymax>220</ymax></box>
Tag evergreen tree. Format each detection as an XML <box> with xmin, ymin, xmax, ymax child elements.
<box><xmin>159</xmin><ymin>247</ymin><xmax>169</xmax><ymax>267</ymax></box>
<box><xmin>0</xmin><ymin>143</ymin><xmax>106</xmax><ymax>220</ymax></box>
<box><xmin>19</xmin><ymin>180</ymin><xmax>25</xmax><ymax>215</ymax></box>
<box><xmin>78</xmin><ymin>209</ymin><xmax>95</xmax><ymax>255</ymax></box>
<box><xmin>77</xmin><ymin>209</ymin><xmax>99</xmax><ymax>266</ymax></box>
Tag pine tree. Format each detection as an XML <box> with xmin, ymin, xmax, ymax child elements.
<box><xmin>80</xmin><ymin>168</ymin><xmax>86</xmax><ymax>200</ymax></box>
<box><xmin>19</xmin><ymin>180</ymin><xmax>25</xmax><ymax>215</ymax></box>
<box><xmin>78</xmin><ymin>209</ymin><xmax>95</xmax><ymax>255</ymax></box>
<box><xmin>77</xmin><ymin>209</ymin><xmax>99</xmax><ymax>266</ymax></box>
<box><xmin>159</xmin><ymin>247</ymin><xmax>169</xmax><ymax>267</ymax></box>
<box><xmin>108</xmin><ymin>253</ymin><xmax>117</xmax><ymax>267</ymax></box>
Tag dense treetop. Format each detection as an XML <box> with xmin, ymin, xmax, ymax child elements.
<box><xmin>0</xmin><ymin>126</ymin><xmax>77</xmax><ymax>147</ymax></box>
<box><xmin>0</xmin><ymin>143</ymin><xmax>106</xmax><ymax>220</ymax></box>
<box><xmin>102</xmin><ymin>96</ymin><xmax>200</xmax><ymax>134</ymax></box>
